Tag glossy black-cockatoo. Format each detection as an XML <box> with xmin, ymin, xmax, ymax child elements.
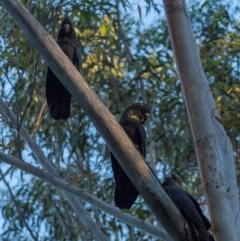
<box><xmin>162</xmin><ymin>175</ymin><xmax>214</xmax><ymax>241</ymax></box>
<box><xmin>111</xmin><ymin>103</ymin><xmax>151</xmax><ymax>209</ymax></box>
<box><xmin>46</xmin><ymin>16</ymin><xmax>81</xmax><ymax>120</ymax></box>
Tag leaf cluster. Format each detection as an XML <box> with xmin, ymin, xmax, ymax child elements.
<box><xmin>0</xmin><ymin>0</ymin><xmax>240</xmax><ymax>240</ymax></box>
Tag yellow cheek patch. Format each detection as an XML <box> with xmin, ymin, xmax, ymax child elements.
<box><xmin>128</xmin><ymin>113</ymin><xmax>141</xmax><ymax>122</ymax></box>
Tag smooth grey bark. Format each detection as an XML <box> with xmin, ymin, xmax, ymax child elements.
<box><xmin>0</xmin><ymin>151</ymin><xmax>173</xmax><ymax>241</ymax></box>
<box><xmin>205</xmin><ymin>63</ymin><xmax>240</xmax><ymax>235</ymax></box>
<box><xmin>163</xmin><ymin>0</ymin><xmax>239</xmax><ymax>240</ymax></box>
<box><xmin>0</xmin><ymin>0</ymin><xmax>196</xmax><ymax>240</ymax></box>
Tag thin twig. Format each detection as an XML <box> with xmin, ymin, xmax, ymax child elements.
<box><xmin>0</xmin><ymin>166</ymin><xmax>14</xmax><ymax>181</ymax></box>
<box><xmin>0</xmin><ymin>168</ymin><xmax>38</xmax><ymax>241</ymax></box>
<box><xmin>19</xmin><ymin>54</ymin><xmax>40</xmax><ymax>129</ymax></box>
<box><xmin>30</xmin><ymin>100</ymin><xmax>47</xmax><ymax>137</ymax></box>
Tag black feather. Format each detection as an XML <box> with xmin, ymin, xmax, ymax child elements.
<box><xmin>162</xmin><ymin>176</ymin><xmax>212</xmax><ymax>241</ymax></box>
<box><xmin>46</xmin><ymin>16</ymin><xmax>81</xmax><ymax>120</ymax></box>
<box><xmin>111</xmin><ymin>103</ymin><xmax>151</xmax><ymax>209</ymax></box>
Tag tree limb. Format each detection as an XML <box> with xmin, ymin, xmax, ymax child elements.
<box><xmin>163</xmin><ymin>0</ymin><xmax>239</xmax><ymax>240</ymax></box>
<box><xmin>0</xmin><ymin>103</ymin><xmax>108</xmax><ymax>240</ymax></box>
<box><xmin>0</xmin><ymin>151</ymin><xmax>173</xmax><ymax>241</ymax></box>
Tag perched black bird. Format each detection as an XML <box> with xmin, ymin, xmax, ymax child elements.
<box><xmin>111</xmin><ymin>103</ymin><xmax>151</xmax><ymax>209</ymax></box>
<box><xmin>162</xmin><ymin>175</ymin><xmax>214</xmax><ymax>241</ymax></box>
<box><xmin>46</xmin><ymin>16</ymin><xmax>81</xmax><ymax>120</ymax></box>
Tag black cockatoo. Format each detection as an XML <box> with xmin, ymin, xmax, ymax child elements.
<box><xmin>111</xmin><ymin>103</ymin><xmax>151</xmax><ymax>209</ymax></box>
<box><xmin>162</xmin><ymin>175</ymin><xmax>214</xmax><ymax>241</ymax></box>
<box><xmin>46</xmin><ymin>16</ymin><xmax>81</xmax><ymax>120</ymax></box>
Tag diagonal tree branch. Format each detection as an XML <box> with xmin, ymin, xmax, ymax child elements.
<box><xmin>0</xmin><ymin>104</ymin><xmax>108</xmax><ymax>240</ymax></box>
<box><xmin>0</xmin><ymin>151</ymin><xmax>173</xmax><ymax>241</ymax></box>
<box><xmin>163</xmin><ymin>0</ymin><xmax>239</xmax><ymax>240</ymax></box>
<box><xmin>0</xmin><ymin>0</ymin><xmax>196</xmax><ymax>240</ymax></box>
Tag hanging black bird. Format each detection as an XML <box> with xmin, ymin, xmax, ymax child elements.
<box><xmin>46</xmin><ymin>16</ymin><xmax>81</xmax><ymax>120</ymax></box>
<box><xmin>162</xmin><ymin>175</ymin><xmax>214</xmax><ymax>241</ymax></box>
<box><xmin>111</xmin><ymin>103</ymin><xmax>151</xmax><ymax>209</ymax></box>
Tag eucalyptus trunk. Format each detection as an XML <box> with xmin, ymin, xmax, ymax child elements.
<box><xmin>163</xmin><ymin>0</ymin><xmax>239</xmax><ymax>240</ymax></box>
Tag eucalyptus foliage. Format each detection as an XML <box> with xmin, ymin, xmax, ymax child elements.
<box><xmin>0</xmin><ymin>0</ymin><xmax>239</xmax><ymax>240</ymax></box>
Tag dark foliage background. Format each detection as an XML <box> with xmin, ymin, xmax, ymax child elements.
<box><xmin>0</xmin><ymin>0</ymin><xmax>239</xmax><ymax>240</ymax></box>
